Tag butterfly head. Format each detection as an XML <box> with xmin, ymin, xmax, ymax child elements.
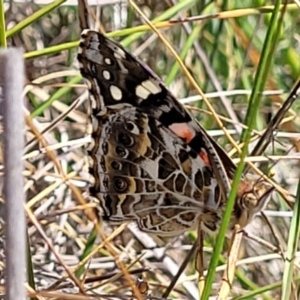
<box><xmin>233</xmin><ymin>179</ymin><xmax>274</xmax><ymax>229</ymax></box>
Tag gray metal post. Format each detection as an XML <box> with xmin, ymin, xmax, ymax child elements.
<box><xmin>0</xmin><ymin>48</ymin><xmax>26</xmax><ymax>300</ymax></box>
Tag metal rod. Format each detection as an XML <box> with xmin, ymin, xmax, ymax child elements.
<box><xmin>1</xmin><ymin>48</ymin><xmax>26</xmax><ymax>300</ymax></box>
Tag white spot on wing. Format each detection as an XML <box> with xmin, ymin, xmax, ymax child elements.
<box><xmin>106</xmin><ymin>103</ymin><xmax>132</xmax><ymax>110</ymax></box>
<box><xmin>110</xmin><ymin>85</ymin><xmax>122</xmax><ymax>101</ymax></box>
<box><xmin>104</xmin><ymin>58</ymin><xmax>112</xmax><ymax>65</ymax></box>
<box><xmin>114</xmin><ymin>52</ymin><xmax>123</xmax><ymax>60</ymax></box>
<box><xmin>136</xmin><ymin>84</ymin><xmax>151</xmax><ymax>99</ymax></box>
<box><xmin>103</xmin><ymin>70</ymin><xmax>111</xmax><ymax>80</ymax></box>
<box><xmin>113</xmin><ymin>46</ymin><xmax>126</xmax><ymax>59</ymax></box>
<box><xmin>142</xmin><ymin>79</ymin><xmax>161</xmax><ymax>94</ymax></box>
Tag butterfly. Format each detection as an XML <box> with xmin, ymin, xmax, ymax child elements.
<box><xmin>77</xmin><ymin>29</ymin><xmax>273</xmax><ymax>236</ymax></box>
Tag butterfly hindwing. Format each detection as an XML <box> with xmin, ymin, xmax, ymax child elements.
<box><xmin>88</xmin><ymin>105</ymin><xmax>222</xmax><ymax>234</ymax></box>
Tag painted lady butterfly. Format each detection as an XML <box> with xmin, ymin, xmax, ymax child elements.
<box><xmin>77</xmin><ymin>29</ymin><xmax>273</xmax><ymax>236</ymax></box>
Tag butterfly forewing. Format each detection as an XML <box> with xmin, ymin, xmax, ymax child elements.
<box><xmin>78</xmin><ymin>30</ymin><xmax>188</xmax><ymax>119</ymax></box>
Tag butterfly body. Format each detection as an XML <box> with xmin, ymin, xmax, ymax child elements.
<box><xmin>78</xmin><ymin>30</ymin><xmax>273</xmax><ymax>236</ymax></box>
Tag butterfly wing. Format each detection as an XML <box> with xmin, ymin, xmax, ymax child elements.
<box><xmin>88</xmin><ymin>104</ymin><xmax>224</xmax><ymax>234</ymax></box>
<box><xmin>78</xmin><ymin>30</ymin><xmax>246</xmax><ymax>234</ymax></box>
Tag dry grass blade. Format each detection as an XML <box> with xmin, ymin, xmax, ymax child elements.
<box><xmin>25</xmin><ymin>203</ymin><xmax>86</xmax><ymax>294</ymax></box>
<box><xmin>217</xmin><ymin>228</ymin><xmax>243</xmax><ymax>299</ymax></box>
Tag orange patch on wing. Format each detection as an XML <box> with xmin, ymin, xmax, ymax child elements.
<box><xmin>169</xmin><ymin>123</ymin><xmax>211</xmax><ymax>166</ymax></box>
<box><xmin>199</xmin><ymin>150</ymin><xmax>210</xmax><ymax>166</ymax></box>
<box><xmin>169</xmin><ymin>123</ymin><xmax>195</xmax><ymax>143</ymax></box>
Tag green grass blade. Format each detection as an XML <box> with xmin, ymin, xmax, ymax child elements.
<box><xmin>24</xmin><ymin>41</ymin><xmax>78</xmax><ymax>59</ymax></box>
<box><xmin>233</xmin><ymin>276</ymin><xmax>300</xmax><ymax>300</ymax></box>
<box><xmin>241</xmin><ymin>1</ymin><xmax>285</xmax><ymax>142</ymax></box>
<box><xmin>0</xmin><ymin>0</ymin><xmax>6</xmax><ymax>47</ymax></box>
<box><xmin>281</xmin><ymin>178</ymin><xmax>300</xmax><ymax>299</ymax></box>
<box><xmin>75</xmin><ymin>227</ymin><xmax>98</xmax><ymax>278</ymax></box>
<box><xmin>165</xmin><ymin>25</ymin><xmax>201</xmax><ymax>86</ymax></box>
<box><xmin>201</xmin><ymin>143</ymin><xmax>245</xmax><ymax>299</ymax></box>
<box><xmin>26</xmin><ymin>232</ymin><xmax>37</xmax><ymax>300</ymax></box>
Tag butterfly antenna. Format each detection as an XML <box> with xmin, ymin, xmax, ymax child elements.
<box><xmin>78</xmin><ymin>0</ymin><xmax>91</xmax><ymax>31</ymax></box>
